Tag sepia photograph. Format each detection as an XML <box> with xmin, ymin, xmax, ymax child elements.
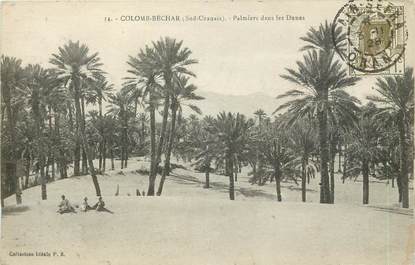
<box><xmin>0</xmin><ymin>0</ymin><xmax>414</xmax><ymax>264</ymax></box>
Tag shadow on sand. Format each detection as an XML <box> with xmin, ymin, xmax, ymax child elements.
<box><xmin>283</xmin><ymin>184</ymin><xmax>317</xmax><ymax>193</ymax></box>
<box><xmin>170</xmin><ymin>173</ymin><xmax>285</xmax><ymax>200</ymax></box>
<box><xmin>367</xmin><ymin>205</ymin><xmax>414</xmax><ymax>217</ymax></box>
<box><xmin>2</xmin><ymin>205</ymin><xmax>30</xmax><ymax>216</ymax></box>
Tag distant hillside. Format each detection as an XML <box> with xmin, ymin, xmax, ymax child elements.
<box><xmin>186</xmin><ymin>90</ymin><xmax>278</xmax><ymax>117</ymax></box>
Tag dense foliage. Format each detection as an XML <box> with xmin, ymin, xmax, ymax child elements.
<box><xmin>1</xmin><ymin>24</ymin><xmax>413</xmax><ymax>208</ymax></box>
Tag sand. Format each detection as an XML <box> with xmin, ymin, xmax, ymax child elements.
<box><xmin>1</xmin><ymin>158</ymin><xmax>413</xmax><ymax>265</ymax></box>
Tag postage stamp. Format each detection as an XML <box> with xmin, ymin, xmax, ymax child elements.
<box><xmin>333</xmin><ymin>0</ymin><xmax>407</xmax><ymax>76</ymax></box>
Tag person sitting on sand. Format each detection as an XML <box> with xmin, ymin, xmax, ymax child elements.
<box><xmin>92</xmin><ymin>196</ymin><xmax>105</xmax><ymax>211</ymax></box>
<box><xmin>57</xmin><ymin>195</ymin><xmax>75</xmax><ymax>214</ymax></box>
<box><xmin>92</xmin><ymin>196</ymin><xmax>113</xmax><ymax>214</ymax></box>
<box><xmin>80</xmin><ymin>197</ymin><xmax>93</xmax><ymax>212</ymax></box>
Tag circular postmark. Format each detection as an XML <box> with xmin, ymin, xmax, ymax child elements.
<box><xmin>332</xmin><ymin>0</ymin><xmax>406</xmax><ymax>74</ymax></box>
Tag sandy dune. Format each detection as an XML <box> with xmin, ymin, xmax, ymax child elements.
<box><xmin>1</xmin><ymin>158</ymin><xmax>413</xmax><ymax>265</ymax></box>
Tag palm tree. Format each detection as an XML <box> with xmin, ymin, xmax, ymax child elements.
<box><xmin>86</xmin><ymin>75</ymin><xmax>114</xmax><ymax>171</ymax></box>
<box><xmin>207</xmin><ymin>112</ymin><xmax>254</xmax><ymax>200</ymax></box>
<box><xmin>285</xmin><ymin>117</ymin><xmax>317</xmax><ymax>202</ymax></box>
<box><xmin>345</xmin><ymin>103</ymin><xmax>382</xmax><ymax>204</ymax></box>
<box><xmin>192</xmin><ymin>116</ymin><xmax>216</xmax><ymax>189</ymax></box>
<box><xmin>80</xmin><ymin>81</ymin><xmax>92</xmax><ymax>174</ymax></box>
<box><xmin>137</xmin><ymin>112</ymin><xmax>149</xmax><ymax>151</ymax></box>
<box><xmin>98</xmin><ymin>114</ymin><xmax>118</xmax><ymax>171</ymax></box>
<box><xmin>259</xmin><ymin>121</ymin><xmax>289</xmax><ymax>201</ymax></box>
<box><xmin>87</xmin><ymin>76</ymin><xmax>114</xmax><ymax>118</ymax></box>
<box><xmin>368</xmin><ymin>67</ymin><xmax>414</xmax><ymax>208</ymax></box>
<box><xmin>19</xmin><ymin>111</ymin><xmax>36</xmax><ymax>189</ymax></box>
<box><xmin>50</xmin><ymin>40</ymin><xmax>103</xmax><ymax>196</ymax></box>
<box><xmin>124</xmin><ymin>46</ymin><xmax>164</xmax><ymax>195</ymax></box>
<box><xmin>376</xmin><ymin>117</ymin><xmax>400</xmax><ymax>187</ymax></box>
<box><xmin>148</xmin><ymin>37</ymin><xmax>198</xmax><ymax>195</ymax></box>
<box><xmin>157</xmin><ymin>75</ymin><xmax>204</xmax><ymax>196</ymax></box>
<box><xmin>276</xmin><ymin>53</ymin><xmax>360</xmax><ymax>203</ymax></box>
<box><xmin>123</xmin><ymin>76</ymin><xmax>144</xmax><ymax>118</ymax></box>
<box><xmin>254</xmin><ymin>109</ymin><xmax>267</xmax><ymax>127</ymax></box>
<box><xmin>252</xmin><ymin>109</ymin><xmax>267</xmax><ymax>185</ymax></box>
<box><xmin>42</xmin><ymin>70</ymin><xmax>68</xmax><ymax>181</ymax></box>
<box><xmin>22</xmin><ymin>64</ymin><xmax>59</xmax><ymax>199</ymax></box>
<box><xmin>1</xmin><ymin>56</ymin><xmax>26</xmax><ymax>205</ymax></box>
<box><xmin>53</xmin><ymin>106</ymin><xmax>70</xmax><ymax>179</ymax></box>
<box><xmin>275</xmin><ymin>31</ymin><xmax>360</xmax><ymax>203</ymax></box>
<box><xmin>300</xmin><ymin>21</ymin><xmax>347</xmax><ymax>53</ymax></box>
<box><xmin>107</xmin><ymin>91</ymin><xmax>133</xmax><ymax>168</ymax></box>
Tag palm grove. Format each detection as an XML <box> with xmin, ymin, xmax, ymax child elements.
<box><xmin>1</xmin><ymin>22</ymin><xmax>413</xmax><ymax>209</ymax></box>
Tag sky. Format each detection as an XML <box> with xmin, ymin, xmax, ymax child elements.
<box><xmin>1</xmin><ymin>0</ymin><xmax>414</xmax><ymax>103</ymax></box>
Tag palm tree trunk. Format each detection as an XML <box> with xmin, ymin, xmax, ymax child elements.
<box><xmin>147</xmin><ymin>101</ymin><xmax>157</xmax><ymax>196</ymax></box>
<box><xmin>399</xmin><ymin>117</ymin><xmax>409</xmax><ymax>208</ymax></box>
<box><xmin>274</xmin><ymin>140</ymin><xmax>282</xmax><ymax>202</ymax></box>
<box><xmin>318</xmin><ymin>109</ymin><xmax>330</xmax><ymax>204</ymax></box>
<box><xmin>149</xmin><ymin>94</ymin><xmax>170</xmax><ymax>195</ymax></box>
<box><xmin>301</xmin><ymin>155</ymin><xmax>307</xmax><ymax>202</ymax></box>
<box><xmin>99</xmin><ymin>143</ymin><xmax>103</xmax><ymax>171</ymax></box>
<box><xmin>98</xmin><ymin>99</ymin><xmax>103</xmax><ymax>171</ymax></box>
<box><xmin>274</xmin><ymin>164</ymin><xmax>282</xmax><ymax>202</ymax></box>
<box><xmin>24</xmin><ymin>154</ymin><xmax>30</xmax><ymax>189</ymax></box>
<box><xmin>74</xmin><ymin>144</ymin><xmax>81</xmax><ymax>176</ymax></box>
<box><xmin>204</xmin><ymin>162</ymin><xmax>210</xmax><ymax>188</ymax></box>
<box><xmin>124</xmin><ymin>120</ymin><xmax>128</xmax><ymax>168</ymax></box>
<box><xmin>342</xmin><ymin>144</ymin><xmax>348</xmax><ymax>183</ymax></box>
<box><xmin>72</xmin><ymin>101</ymin><xmax>81</xmax><ymax>176</ymax></box>
<box><xmin>338</xmin><ymin>141</ymin><xmax>342</xmax><ymax>172</ymax></box>
<box><xmin>227</xmin><ymin>153</ymin><xmax>235</xmax><ymax>200</ymax></box>
<box><xmin>50</xmin><ymin>110</ymin><xmax>55</xmax><ymax>181</ymax></box>
<box><xmin>141</xmin><ymin>116</ymin><xmax>146</xmax><ymax>147</ymax></box>
<box><xmin>397</xmin><ymin>174</ymin><xmax>402</xmax><ymax>202</ymax></box>
<box><xmin>82</xmin><ymin>148</ymin><xmax>88</xmax><ymax>174</ymax></box>
<box><xmin>120</xmin><ymin>148</ymin><xmax>124</xmax><ymax>169</ymax></box>
<box><xmin>74</xmin><ymin>83</ymin><xmax>101</xmax><ymax>196</ymax></box>
<box><xmin>157</xmin><ymin>102</ymin><xmax>178</xmax><ymax>196</ymax></box>
<box><xmin>125</xmin><ymin>147</ymin><xmax>128</xmax><ymax>168</ymax></box>
<box><xmin>329</xmin><ymin>139</ymin><xmax>335</xmax><ymax>204</ymax></box>
<box><xmin>39</xmin><ymin>157</ymin><xmax>47</xmax><ymax>200</ymax></box>
<box><xmin>1</xmin><ymin>173</ymin><xmax>4</xmax><ymax>207</ymax></box>
<box><xmin>45</xmin><ymin>160</ymin><xmax>50</xmax><ymax>182</ymax></box>
<box><xmin>102</xmin><ymin>140</ymin><xmax>106</xmax><ymax>173</ymax></box>
<box><xmin>120</xmin><ymin>111</ymin><xmax>128</xmax><ymax>168</ymax></box>
<box><xmin>255</xmin><ymin>150</ymin><xmax>261</xmax><ymax>185</ymax></box>
<box><xmin>33</xmin><ymin>109</ymin><xmax>45</xmax><ymax>197</ymax></box>
<box><xmin>234</xmin><ymin>159</ymin><xmax>238</xmax><ymax>182</ymax></box>
<box><xmin>4</xmin><ymin>93</ymin><xmax>22</xmax><ymax>204</ymax></box>
<box><xmin>330</xmin><ymin>158</ymin><xmax>335</xmax><ymax>203</ymax></box>
<box><xmin>30</xmin><ymin>89</ymin><xmax>47</xmax><ymax>200</ymax></box>
<box><xmin>164</xmin><ymin>120</ymin><xmax>176</xmax><ymax>176</ymax></box>
<box><xmin>60</xmin><ymin>152</ymin><xmax>67</xmax><ymax>178</ymax></box>
<box><xmin>55</xmin><ymin>112</ymin><xmax>64</xmax><ymax>179</ymax></box>
<box><xmin>51</xmin><ymin>158</ymin><xmax>55</xmax><ymax>181</ymax></box>
<box><xmin>57</xmin><ymin>110</ymin><xmax>68</xmax><ymax>179</ymax></box>
<box><xmin>111</xmin><ymin>146</ymin><xmax>115</xmax><ymax>170</ymax></box>
<box><xmin>1</xmin><ymin>180</ymin><xmax>4</xmax><ymax>208</ymax></box>
<box><xmin>252</xmin><ymin>162</ymin><xmax>257</xmax><ymax>184</ymax></box>
<box><xmin>48</xmin><ymin>106</ymin><xmax>55</xmax><ymax>181</ymax></box>
<box><xmin>81</xmin><ymin>97</ymin><xmax>88</xmax><ymax>174</ymax></box>
<box><xmin>1</xmin><ymin>104</ymin><xmax>5</xmax><ymax>127</ymax></box>
<box><xmin>362</xmin><ymin>160</ymin><xmax>369</xmax><ymax>204</ymax></box>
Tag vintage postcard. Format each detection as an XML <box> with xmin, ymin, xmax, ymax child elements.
<box><xmin>0</xmin><ymin>0</ymin><xmax>414</xmax><ymax>264</ymax></box>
